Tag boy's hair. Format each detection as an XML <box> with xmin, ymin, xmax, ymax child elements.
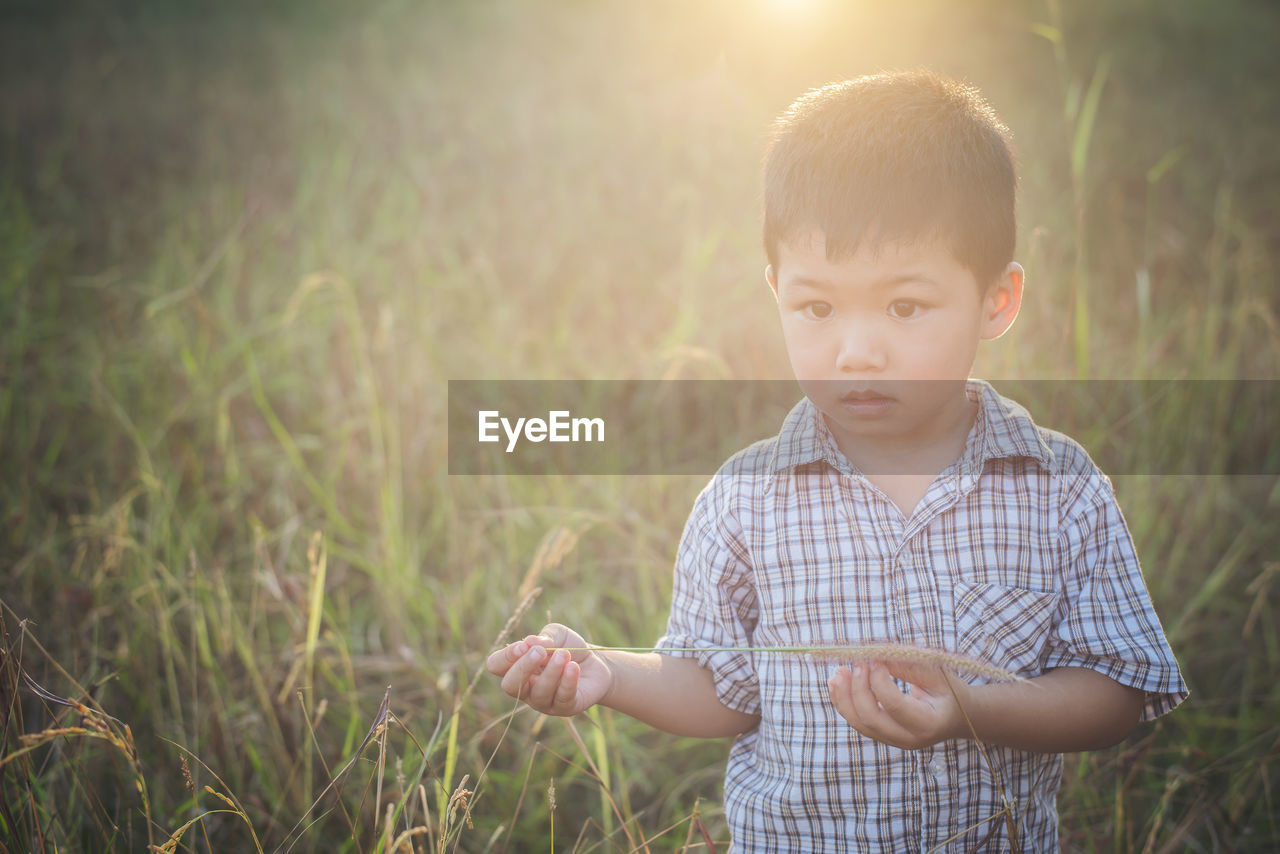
<box><xmin>763</xmin><ymin>70</ymin><xmax>1016</xmax><ymax>287</ymax></box>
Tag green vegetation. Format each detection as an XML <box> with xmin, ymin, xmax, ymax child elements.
<box><xmin>2</xmin><ymin>0</ymin><xmax>1277</xmax><ymax>850</ymax></box>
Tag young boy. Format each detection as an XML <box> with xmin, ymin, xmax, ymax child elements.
<box><xmin>487</xmin><ymin>71</ymin><xmax>1186</xmax><ymax>851</ymax></box>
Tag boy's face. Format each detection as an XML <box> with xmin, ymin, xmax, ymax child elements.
<box><xmin>766</xmin><ymin>231</ymin><xmax>1023</xmax><ymax>460</ymax></box>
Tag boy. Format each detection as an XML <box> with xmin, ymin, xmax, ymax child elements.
<box><xmin>486</xmin><ymin>71</ymin><xmax>1186</xmax><ymax>851</ymax></box>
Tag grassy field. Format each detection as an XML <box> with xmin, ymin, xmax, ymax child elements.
<box><xmin>2</xmin><ymin>0</ymin><xmax>1278</xmax><ymax>850</ymax></box>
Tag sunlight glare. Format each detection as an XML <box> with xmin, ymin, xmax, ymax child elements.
<box><xmin>759</xmin><ymin>0</ymin><xmax>828</xmax><ymax>26</ymax></box>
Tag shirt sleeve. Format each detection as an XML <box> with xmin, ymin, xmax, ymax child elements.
<box><xmin>654</xmin><ymin>478</ymin><xmax>761</xmax><ymax>716</ymax></box>
<box><xmin>1045</xmin><ymin>471</ymin><xmax>1189</xmax><ymax>720</ymax></box>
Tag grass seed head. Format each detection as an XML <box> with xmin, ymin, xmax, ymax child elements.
<box><xmin>800</xmin><ymin>642</ymin><xmax>1025</xmax><ymax>683</ymax></box>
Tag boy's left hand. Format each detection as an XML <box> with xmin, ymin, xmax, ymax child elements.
<box><xmin>827</xmin><ymin>660</ymin><xmax>968</xmax><ymax>749</ymax></box>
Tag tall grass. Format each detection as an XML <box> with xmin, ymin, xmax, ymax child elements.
<box><xmin>2</xmin><ymin>0</ymin><xmax>1278</xmax><ymax>850</ymax></box>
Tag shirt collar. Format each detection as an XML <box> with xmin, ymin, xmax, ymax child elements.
<box><xmin>768</xmin><ymin>397</ymin><xmax>837</xmax><ymax>473</ymax></box>
<box><xmin>962</xmin><ymin>379</ymin><xmax>1055</xmax><ymax>476</ymax></box>
<box><xmin>768</xmin><ymin>379</ymin><xmax>1055</xmax><ymax>476</ymax></box>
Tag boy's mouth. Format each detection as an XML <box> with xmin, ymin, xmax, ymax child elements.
<box><xmin>836</xmin><ymin>387</ymin><xmax>896</xmax><ymax>417</ymax></box>
<box><xmin>839</xmin><ymin>388</ymin><xmax>894</xmax><ymax>403</ymax></box>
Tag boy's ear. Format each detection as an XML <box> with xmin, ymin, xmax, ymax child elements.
<box><xmin>980</xmin><ymin>261</ymin><xmax>1024</xmax><ymax>340</ymax></box>
<box><xmin>765</xmin><ymin>265</ymin><xmax>779</xmax><ymax>301</ymax></box>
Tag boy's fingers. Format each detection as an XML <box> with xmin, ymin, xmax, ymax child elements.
<box><xmin>869</xmin><ymin>665</ymin><xmax>934</xmax><ymax>737</ymax></box>
<box><xmin>888</xmin><ymin>660</ymin><xmax>948</xmax><ymax>696</ymax></box>
<box><xmin>527</xmin><ymin>648</ymin><xmax>570</xmax><ymax>709</ymax></box>
<box><xmin>830</xmin><ymin>665</ymin><xmax>951</xmax><ymax>750</ymax></box>
<box><xmin>827</xmin><ymin>667</ymin><xmax>858</xmax><ymax>722</ymax></box>
<box><xmin>869</xmin><ymin>665</ymin><xmax>908</xmax><ymax>709</ymax></box>
<box><xmin>845</xmin><ymin>664</ymin><xmax>886</xmax><ymax>725</ymax></box>
<box><xmin>848</xmin><ymin>665</ymin><xmax>918</xmax><ymax>744</ymax></box>
<box><xmin>535</xmin><ymin>623</ymin><xmax>569</xmax><ymax>647</ymax></box>
<box><xmin>838</xmin><ymin>665</ymin><xmax>883</xmax><ymax>727</ymax></box>
<box><xmin>499</xmin><ymin>644</ymin><xmax>546</xmax><ymax>699</ymax></box>
<box><xmin>554</xmin><ymin>659</ymin><xmax>580</xmax><ymax>711</ymax></box>
<box><xmin>487</xmin><ymin>640</ymin><xmax>529</xmax><ymax>676</ymax></box>
<box><xmin>869</xmin><ymin>664</ymin><xmax>915</xmax><ymax>718</ymax></box>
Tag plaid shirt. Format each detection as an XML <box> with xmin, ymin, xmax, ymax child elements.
<box><xmin>656</xmin><ymin>380</ymin><xmax>1187</xmax><ymax>852</ymax></box>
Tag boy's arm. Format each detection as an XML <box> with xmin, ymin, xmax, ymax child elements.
<box><xmin>828</xmin><ymin>660</ymin><xmax>1143</xmax><ymax>753</ymax></box>
<box><xmin>486</xmin><ymin>623</ymin><xmax>760</xmax><ymax>738</ymax></box>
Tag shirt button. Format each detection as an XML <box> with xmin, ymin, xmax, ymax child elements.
<box><xmin>928</xmin><ymin>757</ymin><xmax>945</xmax><ymax>778</ymax></box>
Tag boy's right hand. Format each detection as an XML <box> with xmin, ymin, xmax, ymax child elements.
<box><xmin>485</xmin><ymin>623</ymin><xmax>613</xmax><ymax>717</ymax></box>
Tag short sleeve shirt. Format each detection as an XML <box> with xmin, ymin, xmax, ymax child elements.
<box><xmin>655</xmin><ymin>380</ymin><xmax>1188</xmax><ymax>852</ymax></box>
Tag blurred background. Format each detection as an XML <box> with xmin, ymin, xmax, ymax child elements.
<box><xmin>2</xmin><ymin>0</ymin><xmax>1277</xmax><ymax>850</ymax></box>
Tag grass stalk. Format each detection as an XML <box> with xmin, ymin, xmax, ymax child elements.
<box><xmin>302</xmin><ymin>530</ymin><xmax>328</xmax><ymax>811</ymax></box>
<box><xmin>548</xmin><ymin>778</ymin><xmax>557</xmax><ymax>854</ymax></box>
<box><xmin>587</xmin><ymin>707</ymin><xmax>614</xmax><ymax>837</ymax></box>
<box><xmin>434</xmin><ymin>701</ymin><xmax>461</xmax><ymax>836</ymax></box>
<box><xmin>554</xmin><ymin>643</ymin><xmax>1025</xmax><ymax>683</ymax></box>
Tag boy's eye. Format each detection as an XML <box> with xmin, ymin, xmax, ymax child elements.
<box><xmin>804</xmin><ymin>302</ymin><xmax>833</xmax><ymax>319</ymax></box>
<box><xmin>889</xmin><ymin>300</ymin><xmax>921</xmax><ymax>319</ymax></box>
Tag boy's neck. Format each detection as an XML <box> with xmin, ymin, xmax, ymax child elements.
<box><xmin>825</xmin><ymin>390</ymin><xmax>977</xmax><ymax>518</ymax></box>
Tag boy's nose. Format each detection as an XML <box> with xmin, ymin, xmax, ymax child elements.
<box><xmin>834</xmin><ymin>324</ymin><xmax>888</xmax><ymax>373</ymax></box>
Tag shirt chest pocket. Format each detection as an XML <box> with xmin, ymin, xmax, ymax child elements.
<box><xmin>951</xmin><ymin>581</ymin><xmax>1061</xmax><ymax>681</ymax></box>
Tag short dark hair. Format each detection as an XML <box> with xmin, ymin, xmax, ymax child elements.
<box><xmin>763</xmin><ymin>70</ymin><xmax>1016</xmax><ymax>287</ymax></box>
